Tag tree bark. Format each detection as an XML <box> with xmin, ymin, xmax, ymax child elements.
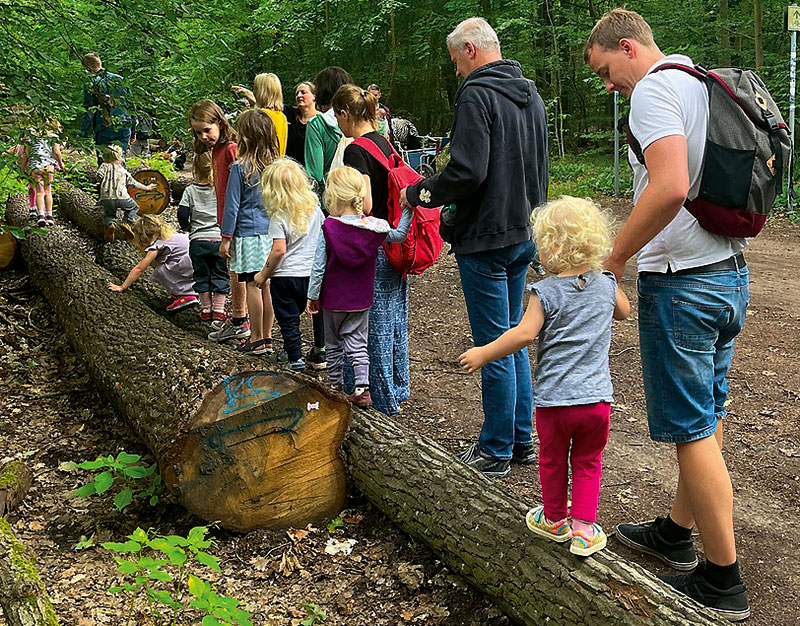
<box><xmin>6</xmin><ymin>194</ymin><xmax>351</xmax><ymax>532</ymax></box>
<box><xmin>0</xmin><ymin>518</ymin><xmax>58</xmax><ymax>626</ymax></box>
<box><xmin>344</xmin><ymin>410</ymin><xmax>730</xmax><ymax>626</ymax></box>
<box><xmin>718</xmin><ymin>0</ymin><xmax>731</xmax><ymax>67</ymax></box>
<box><xmin>0</xmin><ymin>461</ymin><xmax>32</xmax><ymax>517</ymax></box>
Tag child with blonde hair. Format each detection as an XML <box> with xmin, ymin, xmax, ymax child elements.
<box><xmin>306</xmin><ymin>166</ymin><xmax>412</xmax><ymax>406</ymax></box>
<box><xmin>253</xmin><ymin>158</ymin><xmax>324</xmax><ymax>370</ymax></box>
<box><xmin>107</xmin><ymin>214</ymin><xmax>199</xmax><ymax>312</ymax></box>
<box><xmin>218</xmin><ymin>108</ymin><xmax>279</xmax><ymax>355</ymax></box>
<box><xmin>233</xmin><ymin>73</ymin><xmax>289</xmax><ymax>156</ymax></box>
<box><xmin>459</xmin><ymin>196</ymin><xmax>630</xmax><ymax>557</ymax></box>
<box><xmin>177</xmin><ymin>153</ymin><xmax>230</xmax><ymax>321</ymax></box>
<box><xmin>98</xmin><ymin>144</ymin><xmax>157</xmax><ymax>242</ymax></box>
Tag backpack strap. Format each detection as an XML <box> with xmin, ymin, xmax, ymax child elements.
<box><xmin>620</xmin><ymin>114</ymin><xmax>646</xmax><ymax>167</ymax></box>
<box><xmin>352</xmin><ymin>136</ymin><xmax>397</xmax><ymax>171</ymax></box>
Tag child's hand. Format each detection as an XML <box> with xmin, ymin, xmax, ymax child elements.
<box><xmin>107</xmin><ymin>282</ymin><xmax>124</xmax><ymax>292</ymax></box>
<box><xmin>458</xmin><ymin>347</ymin><xmax>487</xmax><ymax>374</ymax></box>
<box><xmin>218</xmin><ymin>239</ymin><xmax>231</xmax><ymax>260</ymax></box>
<box><xmin>146</xmin><ymin>183</ymin><xmax>158</xmax><ymax>190</ymax></box>
<box><xmin>253</xmin><ymin>271</ymin><xmax>268</xmax><ymax>289</ymax></box>
<box><xmin>306</xmin><ymin>299</ymin><xmax>320</xmax><ymax>314</ymax></box>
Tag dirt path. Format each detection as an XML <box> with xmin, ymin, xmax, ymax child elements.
<box><xmin>0</xmin><ymin>199</ymin><xmax>797</xmax><ymax>625</ymax></box>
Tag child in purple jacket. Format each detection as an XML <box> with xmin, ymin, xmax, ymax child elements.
<box><xmin>307</xmin><ymin>166</ymin><xmax>412</xmax><ymax>407</ymax></box>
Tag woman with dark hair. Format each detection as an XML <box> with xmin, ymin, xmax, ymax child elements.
<box><xmin>304</xmin><ymin>66</ymin><xmax>353</xmax><ymax>186</ymax></box>
<box><xmin>331</xmin><ymin>84</ymin><xmax>410</xmax><ymax>416</ymax></box>
<box><xmin>284</xmin><ymin>82</ymin><xmax>319</xmax><ymax>165</ymax></box>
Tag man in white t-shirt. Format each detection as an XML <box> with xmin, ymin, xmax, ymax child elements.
<box><xmin>585</xmin><ymin>9</ymin><xmax>750</xmax><ymax>621</ymax></box>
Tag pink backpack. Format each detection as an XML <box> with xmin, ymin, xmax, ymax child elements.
<box><xmin>352</xmin><ymin>137</ymin><xmax>443</xmax><ymax>276</ymax></box>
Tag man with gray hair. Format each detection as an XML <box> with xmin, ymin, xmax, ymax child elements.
<box><xmin>401</xmin><ymin>18</ymin><xmax>549</xmax><ymax>478</ymax></box>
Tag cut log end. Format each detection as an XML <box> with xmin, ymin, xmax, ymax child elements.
<box><xmin>0</xmin><ymin>461</ymin><xmax>33</xmax><ymax>517</ymax></box>
<box><xmin>0</xmin><ymin>230</ymin><xmax>19</xmax><ymax>271</ymax></box>
<box><xmin>167</xmin><ymin>370</ymin><xmax>351</xmax><ymax>532</ymax></box>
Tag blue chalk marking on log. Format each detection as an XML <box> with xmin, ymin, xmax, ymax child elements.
<box><xmin>222</xmin><ymin>371</ymin><xmax>282</xmax><ymax>415</ymax></box>
<box><xmin>207</xmin><ymin>408</ymin><xmax>305</xmax><ymax>449</ymax></box>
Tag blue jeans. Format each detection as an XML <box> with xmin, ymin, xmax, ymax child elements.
<box><xmin>95</xmin><ymin>127</ymin><xmax>131</xmax><ymax>165</ymax></box>
<box><xmin>457</xmin><ymin>239</ymin><xmax>536</xmax><ymax>460</ymax></box>
<box><xmin>638</xmin><ymin>264</ymin><xmax>749</xmax><ymax>443</ymax></box>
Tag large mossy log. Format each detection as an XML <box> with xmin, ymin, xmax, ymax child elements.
<box><xmin>6</xmin><ymin>194</ymin><xmax>351</xmax><ymax>532</ymax></box>
<box><xmin>0</xmin><ymin>518</ymin><xmax>58</xmax><ymax>626</ymax></box>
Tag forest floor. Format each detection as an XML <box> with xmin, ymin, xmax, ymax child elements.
<box><xmin>0</xmin><ymin>196</ymin><xmax>798</xmax><ymax>626</ymax></box>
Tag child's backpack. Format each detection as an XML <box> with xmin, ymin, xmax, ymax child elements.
<box><xmin>352</xmin><ymin>137</ymin><xmax>444</xmax><ymax>275</ymax></box>
<box><xmin>626</xmin><ymin>64</ymin><xmax>791</xmax><ymax>238</ymax></box>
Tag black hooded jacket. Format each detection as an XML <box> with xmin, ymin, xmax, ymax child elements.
<box><xmin>405</xmin><ymin>60</ymin><xmax>549</xmax><ymax>255</ymax></box>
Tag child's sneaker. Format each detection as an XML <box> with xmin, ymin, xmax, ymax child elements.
<box><xmin>288</xmin><ymin>358</ymin><xmax>306</xmax><ymax>372</ymax></box>
<box><xmin>525</xmin><ymin>506</ymin><xmax>571</xmax><ymax>543</ymax></box>
<box><xmin>104</xmin><ymin>223</ymin><xmax>116</xmax><ymax>242</ymax></box>
<box><xmin>45</xmin><ymin>214</ymin><xmax>55</xmax><ymax>227</ymax></box>
<box><xmin>199</xmin><ymin>309</ymin><xmax>212</xmax><ymax>321</ymax></box>
<box><xmin>236</xmin><ymin>338</ymin><xmax>272</xmax><ymax>356</ymax></box>
<box><xmin>570</xmin><ymin>523</ymin><xmax>608</xmax><ymax>557</ymax></box>
<box><xmin>37</xmin><ymin>215</ymin><xmax>48</xmax><ymax>228</ymax></box>
<box><xmin>117</xmin><ymin>222</ymin><xmax>134</xmax><ymax>241</ymax></box>
<box><xmin>208</xmin><ymin>319</ymin><xmax>250</xmax><ymax>342</ymax></box>
<box><xmin>211</xmin><ymin>311</ymin><xmax>230</xmax><ymax>326</ymax></box>
<box><xmin>166</xmin><ymin>295</ymin><xmax>199</xmax><ymax>312</ymax></box>
<box><xmin>305</xmin><ymin>347</ymin><xmax>327</xmax><ymax>371</ymax></box>
<box><xmin>347</xmin><ymin>388</ymin><xmax>372</xmax><ymax>407</ymax></box>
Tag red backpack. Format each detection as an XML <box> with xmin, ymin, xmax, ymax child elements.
<box><xmin>352</xmin><ymin>137</ymin><xmax>444</xmax><ymax>275</ymax></box>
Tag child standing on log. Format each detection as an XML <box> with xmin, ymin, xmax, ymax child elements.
<box><xmin>10</xmin><ymin>123</ymin><xmax>65</xmax><ymax>227</ymax></box>
<box><xmin>306</xmin><ymin>166</ymin><xmax>413</xmax><ymax>406</ymax></box>
<box><xmin>107</xmin><ymin>214</ymin><xmax>199</xmax><ymax>312</ymax></box>
<box><xmin>177</xmin><ymin>152</ymin><xmax>230</xmax><ymax>321</ymax></box>
<box><xmin>189</xmin><ymin>99</ymin><xmax>250</xmax><ymax>341</ymax></box>
<box><xmin>458</xmin><ymin>197</ymin><xmax>630</xmax><ymax>557</ymax></box>
<box><xmin>253</xmin><ymin>158</ymin><xmax>324</xmax><ymax>370</ymax></box>
<box><xmin>217</xmin><ymin>109</ymin><xmax>278</xmax><ymax>355</ymax></box>
<box><xmin>98</xmin><ymin>144</ymin><xmax>157</xmax><ymax>242</ymax></box>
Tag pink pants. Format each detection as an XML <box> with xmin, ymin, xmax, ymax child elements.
<box><xmin>536</xmin><ymin>402</ymin><xmax>610</xmax><ymax>523</ymax></box>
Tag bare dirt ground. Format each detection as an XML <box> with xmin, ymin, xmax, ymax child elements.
<box><xmin>0</xmin><ymin>197</ymin><xmax>798</xmax><ymax>625</ymax></box>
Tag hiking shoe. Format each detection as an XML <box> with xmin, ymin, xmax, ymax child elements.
<box><xmin>347</xmin><ymin>388</ymin><xmax>372</xmax><ymax>408</ymax></box>
<box><xmin>615</xmin><ymin>516</ymin><xmax>698</xmax><ymax>571</ymax></box>
<box><xmin>208</xmin><ymin>320</ymin><xmax>251</xmax><ymax>342</ymax></box>
<box><xmin>512</xmin><ymin>442</ymin><xmax>536</xmax><ymax>465</ymax></box>
<box><xmin>236</xmin><ymin>338</ymin><xmax>272</xmax><ymax>356</ymax></box>
<box><xmin>659</xmin><ymin>563</ymin><xmax>750</xmax><ymax>622</ymax></box>
<box><xmin>570</xmin><ymin>524</ymin><xmax>608</xmax><ymax>557</ymax></box>
<box><xmin>525</xmin><ymin>506</ymin><xmax>571</xmax><ymax>543</ymax></box>
<box><xmin>104</xmin><ymin>223</ymin><xmax>116</xmax><ymax>242</ymax></box>
<box><xmin>457</xmin><ymin>443</ymin><xmax>511</xmax><ymax>478</ymax></box>
<box><xmin>166</xmin><ymin>295</ymin><xmax>199</xmax><ymax>312</ymax></box>
<box><xmin>117</xmin><ymin>222</ymin><xmax>134</xmax><ymax>240</ymax></box>
<box><xmin>305</xmin><ymin>347</ymin><xmax>327</xmax><ymax>371</ymax></box>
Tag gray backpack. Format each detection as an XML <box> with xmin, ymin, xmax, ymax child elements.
<box><xmin>627</xmin><ymin>64</ymin><xmax>791</xmax><ymax>238</ymax></box>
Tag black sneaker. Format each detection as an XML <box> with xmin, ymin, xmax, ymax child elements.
<box><xmin>512</xmin><ymin>442</ymin><xmax>536</xmax><ymax>465</ymax></box>
<box><xmin>615</xmin><ymin>516</ymin><xmax>698</xmax><ymax>571</ymax></box>
<box><xmin>659</xmin><ymin>563</ymin><xmax>750</xmax><ymax>622</ymax></box>
<box><xmin>305</xmin><ymin>347</ymin><xmax>327</xmax><ymax>371</ymax></box>
<box><xmin>457</xmin><ymin>443</ymin><xmax>510</xmax><ymax>478</ymax></box>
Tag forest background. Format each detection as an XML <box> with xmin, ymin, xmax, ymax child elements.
<box><xmin>0</xmin><ymin>0</ymin><xmax>797</xmax><ymax>209</ymax></box>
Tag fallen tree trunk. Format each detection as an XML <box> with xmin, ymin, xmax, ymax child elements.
<box><xmin>0</xmin><ymin>461</ymin><xmax>33</xmax><ymax>517</ymax></box>
<box><xmin>6</xmin><ymin>194</ymin><xmax>351</xmax><ymax>532</ymax></box>
<box><xmin>0</xmin><ymin>518</ymin><xmax>58</xmax><ymax>626</ymax></box>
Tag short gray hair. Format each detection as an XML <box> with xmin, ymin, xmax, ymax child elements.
<box><xmin>446</xmin><ymin>18</ymin><xmax>501</xmax><ymax>54</ymax></box>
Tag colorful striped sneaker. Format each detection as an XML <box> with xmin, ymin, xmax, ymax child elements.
<box><xmin>570</xmin><ymin>524</ymin><xmax>608</xmax><ymax>556</ymax></box>
<box><xmin>525</xmin><ymin>506</ymin><xmax>571</xmax><ymax>543</ymax></box>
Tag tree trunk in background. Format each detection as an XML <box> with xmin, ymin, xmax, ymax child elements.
<box><xmin>719</xmin><ymin>0</ymin><xmax>731</xmax><ymax>67</ymax></box>
<box><xmin>6</xmin><ymin>194</ymin><xmax>351</xmax><ymax>533</ymax></box>
<box><xmin>754</xmin><ymin>0</ymin><xmax>763</xmax><ymax>70</ymax></box>
<box><xmin>387</xmin><ymin>1</ymin><xmax>397</xmax><ymax>109</ymax></box>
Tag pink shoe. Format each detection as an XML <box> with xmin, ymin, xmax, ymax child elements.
<box><xmin>346</xmin><ymin>389</ymin><xmax>372</xmax><ymax>408</ymax></box>
<box><xmin>199</xmin><ymin>309</ymin><xmax>212</xmax><ymax>321</ymax></box>
<box><xmin>166</xmin><ymin>295</ymin><xmax>199</xmax><ymax>312</ymax></box>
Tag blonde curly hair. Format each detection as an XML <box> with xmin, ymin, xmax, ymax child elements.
<box><xmin>531</xmin><ymin>196</ymin><xmax>613</xmax><ymax>274</ymax></box>
<box><xmin>261</xmin><ymin>158</ymin><xmax>318</xmax><ymax>236</ymax></box>
<box><xmin>132</xmin><ymin>214</ymin><xmax>176</xmax><ymax>254</ymax></box>
<box><xmin>323</xmin><ymin>166</ymin><xmax>366</xmax><ymax>215</ymax></box>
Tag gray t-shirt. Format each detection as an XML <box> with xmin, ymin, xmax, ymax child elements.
<box><xmin>268</xmin><ymin>206</ymin><xmax>324</xmax><ymax>277</ymax></box>
<box><xmin>531</xmin><ymin>271</ymin><xmax>617</xmax><ymax>407</ymax></box>
<box><xmin>180</xmin><ymin>184</ymin><xmax>221</xmax><ymax>241</ymax></box>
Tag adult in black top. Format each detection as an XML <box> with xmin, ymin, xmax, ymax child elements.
<box><xmin>342</xmin><ymin>131</ymin><xmax>393</xmax><ymax>221</ymax></box>
<box><xmin>284</xmin><ymin>81</ymin><xmax>319</xmax><ymax>165</ymax></box>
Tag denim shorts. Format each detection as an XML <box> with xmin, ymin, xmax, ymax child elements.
<box><xmin>637</xmin><ymin>264</ymin><xmax>749</xmax><ymax>444</ymax></box>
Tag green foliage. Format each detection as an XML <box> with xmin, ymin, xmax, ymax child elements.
<box><xmin>70</xmin><ymin>451</ymin><xmax>163</xmax><ymax>511</ymax></box>
<box><xmin>325</xmin><ymin>518</ymin><xmax>345</xmax><ymax>534</ymax></box>
<box><xmin>300</xmin><ymin>603</ymin><xmax>327</xmax><ymax>625</ymax></box>
<box><xmin>549</xmin><ymin>154</ymin><xmax>633</xmax><ymax>199</ymax></box>
<box><xmin>127</xmin><ymin>154</ymin><xmax>178</xmax><ymax>181</ymax></box>
<box><xmin>104</xmin><ymin>526</ymin><xmax>252</xmax><ymax>626</ymax></box>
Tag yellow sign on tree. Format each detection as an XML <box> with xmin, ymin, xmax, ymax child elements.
<box><xmin>788</xmin><ymin>5</ymin><xmax>800</xmax><ymax>31</ymax></box>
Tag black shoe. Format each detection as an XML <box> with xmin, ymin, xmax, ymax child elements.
<box><xmin>511</xmin><ymin>442</ymin><xmax>536</xmax><ymax>465</ymax></box>
<box><xmin>659</xmin><ymin>563</ymin><xmax>750</xmax><ymax>622</ymax></box>
<box><xmin>457</xmin><ymin>443</ymin><xmax>510</xmax><ymax>478</ymax></box>
<box><xmin>305</xmin><ymin>346</ymin><xmax>327</xmax><ymax>371</ymax></box>
<box><xmin>615</xmin><ymin>516</ymin><xmax>698</xmax><ymax>571</ymax></box>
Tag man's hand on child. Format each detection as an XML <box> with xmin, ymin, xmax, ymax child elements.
<box><xmin>107</xmin><ymin>283</ymin><xmax>124</xmax><ymax>293</ymax></box>
<box><xmin>458</xmin><ymin>347</ymin><xmax>487</xmax><ymax>374</ymax></box>
<box><xmin>306</xmin><ymin>300</ymin><xmax>320</xmax><ymax>314</ymax></box>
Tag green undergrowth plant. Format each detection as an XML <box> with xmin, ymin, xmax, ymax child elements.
<box><xmin>68</xmin><ymin>451</ymin><xmax>163</xmax><ymax>511</ymax></box>
<box><xmin>300</xmin><ymin>603</ymin><xmax>326</xmax><ymax>625</ymax></box>
<box><xmin>103</xmin><ymin>525</ymin><xmax>252</xmax><ymax>626</ymax></box>
<box><xmin>549</xmin><ymin>153</ymin><xmax>633</xmax><ymax>199</ymax></box>
<box><xmin>127</xmin><ymin>154</ymin><xmax>178</xmax><ymax>181</ymax></box>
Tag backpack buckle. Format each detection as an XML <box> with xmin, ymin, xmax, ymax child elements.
<box><xmin>755</xmin><ymin>91</ymin><xmax>769</xmax><ymax>110</ymax></box>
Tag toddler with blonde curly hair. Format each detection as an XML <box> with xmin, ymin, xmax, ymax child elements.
<box><xmin>459</xmin><ymin>195</ymin><xmax>631</xmax><ymax>557</ymax></box>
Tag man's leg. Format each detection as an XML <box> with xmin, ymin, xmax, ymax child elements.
<box><xmin>669</xmin><ymin>423</ymin><xmax>723</xmax><ymax>530</ymax></box>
